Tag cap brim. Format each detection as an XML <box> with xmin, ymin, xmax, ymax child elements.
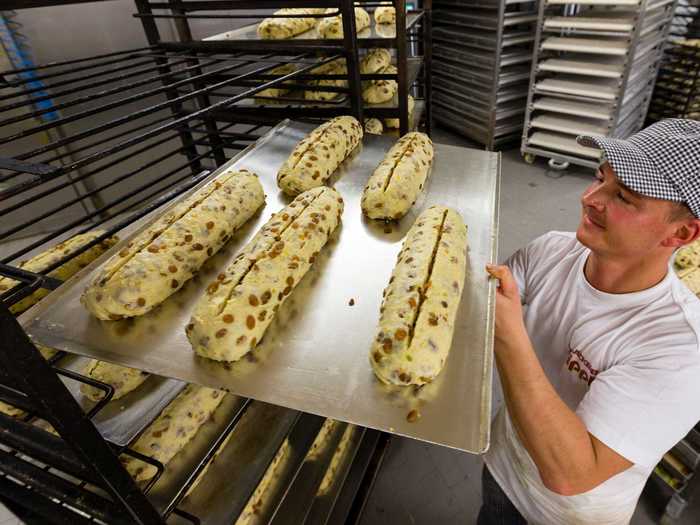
<box><xmin>576</xmin><ymin>134</ymin><xmax>683</xmax><ymax>203</ymax></box>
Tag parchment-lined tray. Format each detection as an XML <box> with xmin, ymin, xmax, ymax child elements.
<box><xmin>21</xmin><ymin>120</ymin><xmax>499</xmax><ymax>453</ymax></box>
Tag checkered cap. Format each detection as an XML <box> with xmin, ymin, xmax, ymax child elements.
<box><xmin>577</xmin><ymin>119</ymin><xmax>700</xmax><ymax>217</ymax></box>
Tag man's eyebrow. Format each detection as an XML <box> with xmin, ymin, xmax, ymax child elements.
<box><xmin>617</xmin><ymin>179</ymin><xmax>642</xmax><ymax>198</ymax></box>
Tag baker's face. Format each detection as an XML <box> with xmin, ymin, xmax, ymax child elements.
<box><xmin>576</xmin><ymin>163</ymin><xmax>679</xmax><ymax>258</ymax></box>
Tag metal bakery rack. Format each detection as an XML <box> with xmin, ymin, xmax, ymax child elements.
<box><xmin>0</xmin><ymin>1</ymin><xmax>432</xmax><ymax>523</ymax></box>
<box><xmin>432</xmin><ymin>0</ymin><xmax>538</xmax><ymax>150</ymax></box>
<box><xmin>137</xmin><ymin>0</ymin><xmax>433</xmax><ymax>136</ymax></box>
<box><xmin>521</xmin><ymin>0</ymin><xmax>677</xmax><ymax>169</ymax></box>
<box><xmin>647</xmin><ymin>1</ymin><xmax>700</xmax><ymax>122</ymax></box>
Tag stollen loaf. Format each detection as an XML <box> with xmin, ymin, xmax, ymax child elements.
<box><xmin>257</xmin><ymin>63</ymin><xmax>297</xmax><ymax>98</ymax></box>
<box><xmin>277</xmin><ymin>116</ymin><xmax>362</xmax><ymax>196</ymax></box>
<box><xmin>675</xmin><ymin>239</ymin><xmax>700</xmax><ymax>269</ymax></box>
<box><xmin>0</xmin><ymin>231</ymin><xmax>117</xmax><ymax>314</ymax></box>
<box><xmin>361</xmin><ymin>132</ymin><xmax>434</xmax><ymax>220</ymax></box>
<box><xmin>374</xmin><ymin>4</ymin><xmax>396</xmax><ymax>25</ymax></box>
<box><xmin>305</xmin><ymin>58</ymin><xmax>347</xmax><ymax>102</ymax></box>
<box><xmin>361</xmin><ymin>48</ymin><xmax>391</xmax><ymax>75</ymax></box>
<box><xmin>188</xmin><ymin>187</ymin><xmax>344</xmax><ymax>362</ymax></box>
<box><xmin>82</xmin><ymin>169</ymin><xmax>264</xmax><ymax>320</ymax></box>
<box><xmin>385</xmin><ymin>94</ymin><xmax>415</xmax><ymax>129</ymax></box>
<box><xmin>364</xmin><ymin>118</ymin><xmax>384</xmax><ymax>135</ymax></box>
<box><xmin>120</xmin><ymin>384</ymin><xmax>225</xmax><ymax>482</ymax></box>
<box><xmin>234</xmin><ymin>440</ymin><xmax>292</xmax><ymax>525</ymax></box>
<box><xmin>257</xmin><ymin>8</ymin><xmax>324</xmax><ymax>39</ymax></box>
<box><xmin>370</xmin><ymin>206</ymin><xmax>468</xmax><ymax>386</ymax></box>
<box><xmin>318</xmin><ymin>7</ymin><xmax>370</xmax><ymax>38</ymax></box>
<box><xmin>80</xmin><ymin>360</ymin><xmax>149</xmax><ymax>402</ymax></box>
<box><xmin>362</xmin><ymin>64</ymin><xmax>397</xmax><ymax>104</ymax></box>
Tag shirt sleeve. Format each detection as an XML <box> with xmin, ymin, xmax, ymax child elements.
<box><xmin>576</xmin><ymin>353</ymin><xmax>700</xmax><ymax>468</ymax></box>
<box><xmin>503</xmin><ymin>232</ymin><xmax>556</xmax><ymax>303</ymax></box>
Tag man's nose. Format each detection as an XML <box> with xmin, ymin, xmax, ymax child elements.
<box><xmin>581</xmin><ymin>184</ymin><xmax>606</xmax><ymax>210</ymax></box>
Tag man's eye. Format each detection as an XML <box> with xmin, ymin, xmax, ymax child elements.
<box><xmin>617</xmin><ymin>191</ymin><xmax>629</xmax><ymax>203</ymax></box>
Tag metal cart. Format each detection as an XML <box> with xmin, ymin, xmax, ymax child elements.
<box><xmin>432</xmin><ymin>0</ymin><xmax>538</xmax><ymax>150</ymax></box>
<box><xmin>521</xmin><ymin>0</ymin><xmax>677</xmax><ymax>169</ymax></box>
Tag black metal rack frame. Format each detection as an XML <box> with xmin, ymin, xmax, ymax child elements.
<box><xmin>0</xmin><ymin>1</ymin><xmax>421</xmax><ymax>523</ymax></box>
<box><xmin>130</xmin><ymin>0</ymin><xmax>432</xmax><ymax>135</ymax></box>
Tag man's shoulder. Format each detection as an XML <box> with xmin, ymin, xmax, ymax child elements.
<box><xmin>525</xmin><ymin>231</ymin><xmax>584</xmax><ymax>263</ymax></box>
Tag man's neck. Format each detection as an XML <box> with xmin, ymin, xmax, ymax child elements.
<box><xmin>584</xmin><ymin>251</ymin><xmax>671</xmax><ymax>294</ymax></box>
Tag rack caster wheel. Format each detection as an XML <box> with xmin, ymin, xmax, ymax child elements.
<box><xmin>523</xmin><ymin>153</ymin><xmax>536</xmax><ymax>164</ymax></box>
<box><xmin>548</xmin><ymin>158</ymin><xmax>569</xmax><ymax>171</ymax></box>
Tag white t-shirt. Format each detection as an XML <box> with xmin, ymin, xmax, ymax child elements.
<box><xmin>484</xmin><ymin>231</ymin><xmax>700</xmax><ymax>525</ymax></box>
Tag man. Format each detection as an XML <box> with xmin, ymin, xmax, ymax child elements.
<box><xmin>480</xmin><ymin>119</ymin><xmax>700</xmax><ymax>524</ymax></box>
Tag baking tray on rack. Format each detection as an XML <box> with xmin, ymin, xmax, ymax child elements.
<box><xmin>204</xmin><ymin>12</ymin><xmax>424</xmax><ymax>48</ymax></box>
<box><xmin>532</xmin><ymin>95</ymin><xmax>614</xmax><ymax>120</ymax></box>
<box><xmin>543</xmin><ymin>14</ymin><xmax>635</xmax><ymax>32</ymax></box>
<box><xmin>54</xmin><ymin>355</ymin><xmax>186</xmax><ymax>447</ymax></box>
<box><xmin>541</xmin><ymin>36</ymin><xmax>629</xmax><ymax>55</ymax></box>
<box><xmin>20</xmin><ymin>120</ymin><xmax>499</xmax><ymax>454</ymax></box>
<box><xmin>538</xmin><ymin>56</ymin><xmax>625</xmax><ymax>78</ymax></box>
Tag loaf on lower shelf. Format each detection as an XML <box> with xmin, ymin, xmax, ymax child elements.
<box><xmin>0</xmin><ymin>231</ymin><xmax>117</xmax><ymax>315</ymax></box>
<box><xmin>82</xmin><ymin>169</ymin><xmax>264</xmax><ymax>320</ymax></box>
<box><xmin>277</xmin><ymin>116</ymin><xmax>362</xmax><ymax>196</ymax></box>
<box><xmin>374</xmin><ymin>4</ymin><xmax>396</xmax><ymax>25</ymax></box>
<box><xmin>361</xmin><ymin>49</ymin><xmax>391</xmax><ymax>75</ymax></box>
<box><xmin>305</xmin><ymin>59</ymin><xmax>348</xmax><ymax>102</ymax></box>
<box><xmin>235</xmin><ymin>440</ymin><xmax>292</xmax><ymax>525</ymax></box>
<box><xmin>257</xmin><ymin>64</ymin><xmax>297</xmax><ymax>98</ymax></box>
<box><xmin>188</xmin><ymin>187</ymin><xmax>344</xmax><ymax>362</ymax></box>
<box><xmin>80</xmin><ymin>360</ymin><xmax>150</xmax><ymax>402</ymax></box>
<box><xmin>370</xmin><ymin>206</ymin><xmax>468</xmax><ymax>386</ymax></box>
<box><xmin>257</xmin><ymin>8</ymin><xmax>324</xmax><ymax>39</ymax></box>
<box><xmin>318</xmin><ymin>7</ymin><xmax>370</xmax><ymax>39</ymax></box>
<box><xmin>385</xmin><ymin>95</ymin><xmax>416</xmax><ymax>129</ymax></box>
<box><xmin>364</xmin><ymin>118</ymin><xmax>384</xmax><ymax>135</ymax></box>
<box><xmin>361</xmin><ymin>132</ymin><xmax>434</xmax><ymax>220</ymax></box>
<box><xmin>120</xmin><ymin>384</ymin><xmax>226</xmax><ymax>482</ymax></box>
<box><xmin>675</xmin><ymin>238</ymin><xmax>700</xmax><ymax>270</ymax></box>
<box><xmin>362</xmin><ymin>65</ymin><xmax>397</xmax><ymax>104</ymax></box>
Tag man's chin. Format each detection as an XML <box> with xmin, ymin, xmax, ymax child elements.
<box><xmin>576</xmin><ymin>224</ymin><xmax>594</xmax><ymax>249</ymax></box>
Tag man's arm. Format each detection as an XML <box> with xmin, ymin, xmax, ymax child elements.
<box><xmin>486</xmin><ymin>264</ymin><xmax>632</xmax><ymax>496</ymax></box>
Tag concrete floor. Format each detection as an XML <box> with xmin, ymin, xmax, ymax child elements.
<box><xmin>357</xmin><ymin>126</ymin><xmax>699</xmax><ymax>525</ymax></box>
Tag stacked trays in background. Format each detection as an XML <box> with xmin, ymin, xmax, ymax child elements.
<box><xmin>521</xmin><ymin>0</ymin><xmax>677</xmax><ymax>169</ymax></box>
<box><xmin>647</xmin><ymin>0</ymin><xmax>700</xmax><ymax>122</ymax></box>
<box><xmin>431</xmin><ymin>0</ymin><xmax>538</xmax><ymax>150</ymax></box>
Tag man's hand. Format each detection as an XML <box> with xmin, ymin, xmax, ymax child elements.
<box><xmin>486</xmin><ymin>264</ymin><xmax>526</xmax><ymax>346</ymax></box>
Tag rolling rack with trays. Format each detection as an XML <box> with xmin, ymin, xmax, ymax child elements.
<box><xmin>520</xmin><ymin>0</ymin><xmax>677</xmax><ymax>170</ymax></box>
<box><xmin>0</xmin><ymin>0</ymin><xmax>438</xmax><ymax>522</ymax></box>
<box><xmin>431</xmin><ymin>0</ymin><xmax>538</xmax><ymax>150</ymax></box>
<box><xmin>647</xmin><ymin>1</ymin><xmax>700</xmax><ymax>122</ymax></box>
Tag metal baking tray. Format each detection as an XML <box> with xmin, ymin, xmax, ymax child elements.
<box><xmin>541</xmin><ymin>36</ymin><xmax>630</xmax><ymax>55</ymax></box>
<box><xmin>146</xmin><ymin>395</ymin><xmax>249</xmax><ymax>515</ymax></box>
<box><xmin>527</xmin><ymin>130</ymin><xmax>603</xmax><ymax>159</ymax></box>
<box><xmin>535</xmin><ymin>76</ymin><xmax>620</xmax><ymax>100</ymax></box>
<box><xmin>204</xmin><ymin>12</ymin><xmax>423</xmax><ymax>48</ymax></box>
<box><xmin>532</xmin><ymin>96</ymin><xmax>614</xmax><ymax>121</ymax></box>
<box><xmin>56</xmin><ymin>355</ymin><xmax>186</xmax><ymax>447</ymax></box>
<box><xmin>21</xmin><ymin>120</ymin><xmax>499</xmax><ymax>454</ymax></box>
<box><xmin>538</xmin><ymin>57</ymin><xmax>624</xmax><ymax>78</ymax></box>
<box><xmin>530</xmin><ymin>114</ymin><xmax>608</xmax><ymax>136</ymax></box>
<box><xmin>544</xmin><ymin>14</ymin><xmax>635</xmax><ymax>32</ymax></box>
<box><xmin>177</xmin><ymin>404</ymin><xmax>321</xmax><ymax>525</ymax></box>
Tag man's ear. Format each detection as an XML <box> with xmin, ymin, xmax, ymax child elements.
<box><xmin>663</xmin><ymin>219</ymin><xmax>700</xmax><ymax>248</ymax></box>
